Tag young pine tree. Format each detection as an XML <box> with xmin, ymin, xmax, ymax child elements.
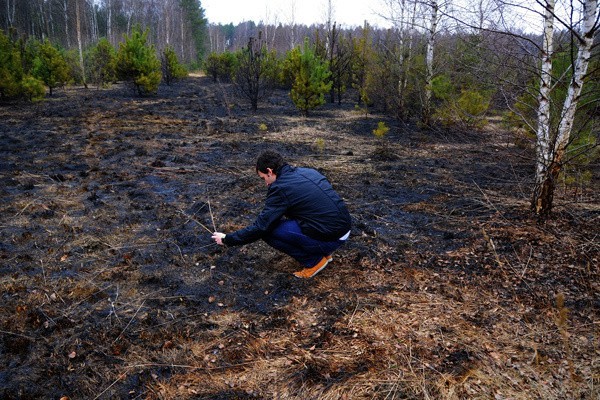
<box><xmin>162</xmin><ymin>46</ymin><xmax>187</xmax><ymax>86</ymax></box>
<box><xmin>0</xmin><ymin>30</ymin><xmax>23</xmax><ymax>99</ymax></box>
<box><xmin>116</xmin><ymin>26</ymin><xmax>161</xmax><ymax>95</ymax></box>
<box><xmin>33</xmin><ymin>39</ymin><xmax>70</xmax><ymax>96</ymax></box>
<box><xmin>87</xmin><ymin>38</ymin><xmax>117</xmax><ymax>89</ymax></box>
<box><xmin>285</xmin><ymin>39</ymin><xmax>332</xmax><ymax>117</ymax></box>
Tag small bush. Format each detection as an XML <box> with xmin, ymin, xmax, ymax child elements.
<box><xmin>285</xmin><ymin>39</ymin><xmax>332</xmax><ymax>116</ymax></box>
<box><xmin>32</xmin><ymin>39</ymin><xmax>70</xmax><ymax>96</ymax></box>
<box><xmin>204</xmin><ymin>52</ymin><xmax>237</xmax><ymax>82</ymax></box>
<box><xmin>162</xmin><ymin>46</ymin><xmax>187</xmax><ymax>86</ymax></box>
<box><xmin>116</xmin><ymin>26</ymin><xmax>161</xmax><ymax>95</ymax></box>
<box><xmin>435</xmin><ymin>90</ymin><xmax>490</xmax><ymax>129</ymax></box>
<box><xmin>373</xmin><ymin>121</ymin><xmax>390</xmax><ymax>139</ymax></box>
<box><xmin>86</xmin><ymin>38</ymin><xmax>117</xmax><ymax>88</ymax></box>
<box><xmin>21</xmin><ymin>75</ymin><xmax>45</xmax><ymax>101</ymax></box>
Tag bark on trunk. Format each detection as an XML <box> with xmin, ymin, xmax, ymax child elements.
<box><xmin>532</xmin><ymin>0</ymin><xmax>555</xmax><ymax>215</ymax></box>
<box><xmin>423</xmin><ymin>0</ymin><xmax>438</xmax><ymax>127</ymax></box>
<box><xmin>75</xmin><ymin>0</ymin><xmax>87</xmax><ymax>88</ymax></box>
<box><xmin>64</xmin><ymin>0</ymin><xmax>70</xmax><ymax>48</ymax></box>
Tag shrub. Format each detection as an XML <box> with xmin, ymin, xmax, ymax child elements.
<box><xmin>162</xmin><ymin>46</ymin><xmax>187</xmax><ymax>85</ymax></box>
<box><xmin>0</xmin><ymin>30</ymin><xmax>23</xmax><ymax>99</ymax></box>
<box><xmin>434</xmin><ymin>89</ymin><xmax>490</xmax><ymax>129</ymax></box>
<box><xmin>284</xmin><ymin>39</ymin><xmax>332</xmax><ymax>116</ymax></box>
<box><xmin>233</xmin><ymin>35</ymin><xmax>279</xmax><ymax>111</ymax></box>
<box><xmin>373</xmin><ymin>121</ymin><xmax>390</xmax><ymax>139</ymax></box>
<box><xmin>116</xmin><ymin>26</ymin><xmax>161</xmax><ymax>95</ymax></box>
<box><xmin>86</xmin><ymin>38</ymin><xmax>117</xmax><ymax>88</ymax></box>
<box><xmin>32</xmin><ymin>39</ymin><xmax>70</xmax><ymax>96</ymax></box>
<box><xmin>204</xmin><ymin>52</ymin><xmax>237</xmax><ymax>82</ymax></box>
<box><xmin>21</xmin><ymin>75</ymin><xmax>45</xmax><ymax>101</ymax></box>
<box><xmin>64</xmin><ymin>49</ymin><xmax>83</xmax><ymax>85</ymax></box>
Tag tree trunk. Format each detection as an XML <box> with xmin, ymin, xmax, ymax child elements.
<box><xmin>75</xmin><ymin>0</ymin><xmax>87</xmax><ymax>88</ymax></box>
<box><xmin>6</xmin><ymin>0</ymin><xmax>16</xmax><ymax>28</ymax></box>
<box><xmin>90</xmin><ymin>0</ymin><xmax>98</xmax><ymax>43</ymax></box>
<box><xmin>422</xmin><ymin>0</ymin><xmax>438</xmax><ymax>127</ymax></box>
<box><xmin>532</xmin><ymin>0</ymin><xmax>555</xmax><ymax>215</ymax></box>
<box><xmin>107</xmin><ymin>0</ymin><xmax>112</xmax><ymax>45</ymax></box>
<box><xmin>63</xmin><ymin>0</ymin><xmax>70</xmax><ymax>48</ymax></box>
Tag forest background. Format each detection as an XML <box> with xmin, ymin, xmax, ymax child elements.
<box><xmin>1</xmin><ymin>0</ymin><xmax>598</xmax><ymax>215</ymax></box>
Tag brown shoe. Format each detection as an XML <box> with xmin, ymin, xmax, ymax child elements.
<box><xmin>293</xmin><ymin>256</ymin><xmax>331</xmax><ymax>279</ymax></box>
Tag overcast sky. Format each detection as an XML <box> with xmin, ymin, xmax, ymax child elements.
<box><xmin>201</xmin><ymin>0</ymin><xmax>392</xmax><ymax>28</ymax></box>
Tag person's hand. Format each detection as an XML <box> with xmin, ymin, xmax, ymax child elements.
<box><xmin>212</xmin><ymin>232</ymin><xmax>226</xmax><ymax>245</ymax></box>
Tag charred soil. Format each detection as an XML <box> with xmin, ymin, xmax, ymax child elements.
<box><xmin>1</xmin><ymin>76</ymin><xmax>598</xmax><ymax>399</ymax></box>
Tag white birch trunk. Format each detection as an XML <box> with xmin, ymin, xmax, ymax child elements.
<box><xmin>534</xmin><ymin>0</ymin><xmax>555</xmax><ymax>190</ymax></box>
<box><xmin>396</xmin><ymin>0</ymin><xmax>406</xmax><ymax>99</ymax></box>
<box><xmin>554</xmin><ymin>0</ymin><xmax>597</xmax><ymax>159</ymax></box>
<box><xmin>75</xmin><ymin>0</ymin><xmax>86</xmax><ymax>87</ymax></box>
<box><xmin>423</xmin><ymin>0</ymin><xmax>438</xmax><ymax>125</ymax></box>
<box><xmin>39</xmin><ymin>0</ymin><xmax>47</xmax><ymax>39</ymax></box>
<box><xmin>64</xmin><ymin>0</ymin><xmax>71</xmax><ymax>48</ymax></box>
<box><xmin>6</xmin><ymin>0</ymin><xmax>15</xmax><ymax>27</ymax></box>
<box><xmin>90</xmin><ymin>0</ymin><xmax>98</xmax><ymax>43</ymax></box>
<box><xmin>107</xmin><ymin>0</ymin><xmax>112</xmax><ymax>45</ymax></box>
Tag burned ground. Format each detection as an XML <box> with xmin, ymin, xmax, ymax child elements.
<box><xmin>0</xmin><ymin>76</ymin><xmax>598</xmax><ymax>399</ymax></box>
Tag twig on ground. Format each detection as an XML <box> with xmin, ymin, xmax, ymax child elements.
<box><xmin>207</xmin><ymin>198</ymin><xmax>218</xmax><ymax>232</ymax></box>
<box><xmin>177</xmin><ymin>209</ymin><xmax>213</xmax><ymax>234</ymax></box>
<box><xmin>0</xmin><ymin>329</ymin><xmax>36</xmax><ymax>341</ymax></box>
<box><xmin>112</xmin><ymin>300</ymin><xmax>146</xmax><ymax>345</ymax></box>
<box><xmin>472</xmin><ymin>180</ymin><xmax>508</xmax><ymax>222</ymax></box>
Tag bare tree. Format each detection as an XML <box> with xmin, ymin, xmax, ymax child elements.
<box><xmin>287</xmin><ymin>0</ymin><xmax>298</xmax><ymax>49</ymax></box>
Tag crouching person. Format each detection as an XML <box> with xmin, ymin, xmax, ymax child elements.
<box><xmin>212</xmin><ymin>150</ymin><xmax>351</xmax><ymax>278</ymax></box>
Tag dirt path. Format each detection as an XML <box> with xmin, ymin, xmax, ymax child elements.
<box><xmin>1</xmin><ymin>76</ymin><xmax>598</xmax><ymax>399</ymax></box>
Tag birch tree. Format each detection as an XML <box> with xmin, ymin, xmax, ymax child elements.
<box><xmin>532</xmin><ymin>0</ymin><xmax>599</xmax><ymax>216</ymax></box>
<box><xmin>382</xmin><ymin>0</ymin><xmax>446</xmax><ymax>122</ymax></box>
<box><xmin>423</xmin><ymin>0</ymin><xmax>439</xmax><ymax>126</ymax></box>
<box><xmin>75</xmin><ymin>0</ymin><xmax>87</xmax><ymax>87</ymax></box>
<box><xmin>533</xmin><ymin>0</ymin><xmax>555</xmax><ymax>215</ymax></box>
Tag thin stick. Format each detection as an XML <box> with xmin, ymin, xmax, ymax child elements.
<box><xmin>112</xmin><ymin>300</ymin><xmax>145</xmax><ymax>345</ymax></box>
<box><xmin>177</xmin><ymin>210</ymin><xmax>213</xmax><ymax>234</ymax></box>
<box><xmin>93</xmin><ymin>372</ymin><xmax>128</xmax><ymax>400</ymax></box>
<box><xmin>0</xmin><ymin>329</ymin><xmax>36</xmax><ymax>341</ymax></box>
<box><xmin>207</xmin><ymin>197</ymin><xmax>217</xmax><ymax>232</ymax></box>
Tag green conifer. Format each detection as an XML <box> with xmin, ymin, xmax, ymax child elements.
<box><xmin>162</xmin><ymin>46</ymin><xmax>187</xmax><ymax>86</ymax></box>
<box><xmin>0</xmin><ymin>30</ymin><xmax>23</xmax><ymax>99</ymax></box>
<box><xmin>285</xmin><ymin>39</ymin><xmax>332</xmax><ymax>116</ymax></box>
<box><xmin>32</xmin><ymin>39</ymin><xmax>70</xmax><ymax>96</ymax></box>
<box><xmin>116</xmin><ymin>26</ymin><xmax>161</xmax><ymax>95</ymax></box>
<box><xmin>87</xmin><ymin>38</ymin><xmax>117</xmax><ymax>88</ymax></box>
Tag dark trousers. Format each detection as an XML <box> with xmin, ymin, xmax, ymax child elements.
<box><xmin>263</xmin><ymin>219</ymin><xmax>346</xmax><ymax>267</ymax></box>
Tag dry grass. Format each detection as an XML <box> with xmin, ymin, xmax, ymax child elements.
<box><xmin>0</xmin><ymin>78</ymin><xmax>597</xmax><ymax>399</ymax></box>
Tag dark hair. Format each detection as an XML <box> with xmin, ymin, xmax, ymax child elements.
<box><xmin>256</xmin><ymin>151</ymin><xmax>285</xmax><ymax>174</ymax></box>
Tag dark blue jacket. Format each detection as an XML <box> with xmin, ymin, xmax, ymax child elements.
<box><xmin>223</xmin><ymin>164</ymin><xmax>351</xmax><ymax>246</ymax></box>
